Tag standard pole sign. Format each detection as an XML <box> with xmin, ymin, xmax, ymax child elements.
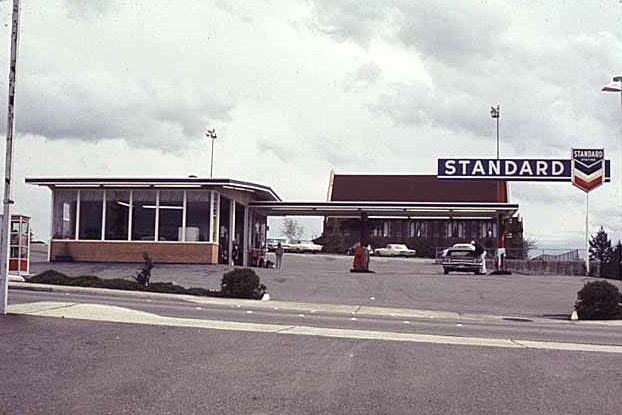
<box><xmin>570</xmin><ymin>148</ymin><xmax>605</xmax><ymax>277</ymax></box>
<box><xmin>571</xmin><ymin>148</ymin><xmax>605</xmax><ymax>192</ymax></box>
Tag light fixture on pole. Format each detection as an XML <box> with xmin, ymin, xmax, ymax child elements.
<box><xmin>490</xmin><ymin>105</ymin><xmax>500</xmax><ymax>159</ymax></box>
<box><xmin>0</xmin><ymin>0</ymin><xmax>20</xmax><ymax>315</ymax></box>
<box><xmin>206</xmin><ymin>128</ymin><xmax>217</xmax><ymax>178</ymax></box>
<box><xmin>601</xmin><ymin>75</ymin><xmax>622</xmax><ymax>277</ymax></box>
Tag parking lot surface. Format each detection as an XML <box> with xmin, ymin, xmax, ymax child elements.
<box><xmin>27</xmin><ymin>245</ymin><xmax>619</xmax><ymax>318</ymax></box>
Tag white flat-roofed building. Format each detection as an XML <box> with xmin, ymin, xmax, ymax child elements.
<box><xmin>26</xmin><ymin>177</ymin><xmax>280</xmax><ymax>265</ymax></box>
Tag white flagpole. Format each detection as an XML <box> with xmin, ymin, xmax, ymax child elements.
<box><xmin>0</xmin><ymin>0</ymin><xmax>20</xmax><ymax>315</ymax></box>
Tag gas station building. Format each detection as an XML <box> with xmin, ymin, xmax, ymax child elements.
<box><xmin>26</xmin><ymin>173</ymin><xmax>522</xmax><ymax>265</ymax></box>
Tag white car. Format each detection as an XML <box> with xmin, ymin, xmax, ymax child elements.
<box><xmin>286</xmin><ymin>240</ymin><xmax>323</xmax><ymax>253</ymax></box>
<box><xmin>374</xmin><ymin>244</ymin><xmax>416</xmax><ymax>257</ymax></box>
<box><xmin>266</xmin><ymin>238</ymin><xmax>289</xmax><ymax>252</ymax></box>
<box><xmin>441</xmin><ymin>244</ymin><xmax>485</xmax><ymax>275</ymax></box>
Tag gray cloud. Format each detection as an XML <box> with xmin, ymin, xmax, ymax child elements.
<box><xmin>65</xmin><ymin>0</ymin><xmax>118</xmax><ymax>20</ymax></box>
<box><xmin>344</xmin><ymin>62</ymin><xmax>382</xmax><ymax>91</ymax></box>
<box><xmin>310</xmin><ymin>0</ymin><xmax>509</xmax><ymax>63</ymax></box>
<box><xmin>256</xmin><ymin>137</ymin><xmax>290</xmax><ymax>163</ymax></box>
<box><xmin>393</xmin><ymin>1</ymin><xmax>509</xmax><ymax>64</ymax></box>
<box><xmin>11</xmin><ymin>73</ymin><xmax>232</xmax><ymax>150</ymax></box>
<box><xmin>309</xmin><ymin>0</ymin><xmax>389</xmax><ymax>47</ymax></box>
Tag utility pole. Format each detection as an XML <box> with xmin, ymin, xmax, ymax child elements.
<box><xmin>1</xmin><ymin>0</ymin><xmax>21</xmax><ymax>315</ymax></box>
<box><xmin>490</xmin><ymin>105</ymin><xmax>500</xmax><ymax>158</ymax></box>
<box><xmin>206</xmin><ymin>129</ymin><xmax>217</xmax><ymax>178</ymax></box>
<box><xmin>490</xmin><ymin>104</ymin><xmax>502</xmax><ymax>270</ymax></box>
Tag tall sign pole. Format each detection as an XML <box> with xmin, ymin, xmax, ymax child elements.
<box><xmin>571</xmin><ymin>148</ymin><xmax>605</xmax><ymax>276</ymax></box>
<box><xmin>585</xmin><ymin>192</ymin><xmax>589</xmax><ymax>275</ymax></box>
<box><xmin>1</xmin><ymin>0</ymin><xmax>21</xmax><ymax>315</ymax></box>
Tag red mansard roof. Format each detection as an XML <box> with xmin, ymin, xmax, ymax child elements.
<box><xmin>329</xmin><ymin>174</ymin><xmax>507</xmax><ymax>203</ymax></box>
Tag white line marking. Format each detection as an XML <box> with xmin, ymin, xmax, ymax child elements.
<box><xmin>8</xmin><ymin>302</ymin><xmax>622</xmax><ymax>355</ymax></box>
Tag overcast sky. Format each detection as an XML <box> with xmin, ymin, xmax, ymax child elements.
<box><xmin>0</xmin><ymin>0</ymin><xmax>621</xmax><ymax>249</ymax></box>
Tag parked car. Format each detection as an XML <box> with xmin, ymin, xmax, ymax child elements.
<box><xmin>441</xmin><ymin>243</ymin><xmax>485</xmax><ymax>275</ymax></box>
<box><xmin>286</xmin><ymin>240</ymin><xmax>323</xmax><ymax>253</ymax></box>
<box><xmin>267</xmin><ymin>238</ymin><xmax>289</xmax><ymax>252</ymax></box>
<box><xmin>373</xmin><ymin>244</ymin><xmax>416</xmax><ymax>257</ymax></box>
<box><xmin>347</xmin><ymin>244</ymin><xmax>373</xmax><ymax>256</ymax></box>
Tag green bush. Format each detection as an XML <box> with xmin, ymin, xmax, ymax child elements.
<box><xmin>575</xmin><ymin>280</ymin><xmax>622</xmax><ymax>320</ymax></box>
<box><xmin>27</xmin><ymin>270</ymin><xmax>217</xmax><ymax>297</ymax></box>
<box><xmin>220</xmin><ymin>268</ymin><xmax>266</xmax><ymax>299</ymax></box>
<box><xmin>28</xmin><ymin>268</ymin><xmax>268</xmax><ymax>300</ymax></box>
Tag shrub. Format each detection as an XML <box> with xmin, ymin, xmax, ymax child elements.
<box><xmin>575</xmin><ymin>280</ymin><xmax>622</xmax><ymax>320</ymax></box>
<box><xmin>133</xmin><ymin>252</ymin><xmax>154</xmax><ymax>286</ymax></box>
<box><xmin>220</xmin><ymin>268</ymin><xmax>266</xmax><ymax>299</ymax></box>
<box><xmin>28</xmin><ymin>269</ymin><xmax>70</xmax><ymax>284</ymax></box>
<box><xmin>27</xmin><ymin>271</ymin><xmax>219</xmax><ymax>296</ymax></box>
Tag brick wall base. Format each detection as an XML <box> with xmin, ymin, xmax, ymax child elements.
<box><xmin>50</xmin><ymin>241</ymin><xmax>218</xmax><ymax>264</ymax></box>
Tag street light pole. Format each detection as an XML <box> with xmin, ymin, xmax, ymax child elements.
<box><xmin>0</xmin><ymin>0</ymin><xmax>21</xmax><ymax>315</ymax></box>
<box><xmin>601</xmin><ymin>76</ymin><xmax>622</xmax><ymax>278</ymax></box>
<box><xmin>490</xmin><ymin>105</ymin><xmax>500</xmax><ymax>159</ymax></box>
<box><xmin>206</xmin><ymin>129</ymin><xmax>217</xmax><ymax>178</ymax></box>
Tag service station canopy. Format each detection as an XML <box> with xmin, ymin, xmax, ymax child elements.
<box><xmin>249</xmin><ymin>201</ymin><xmax>519</xmax><ymax>220</ymax></box>
<box><xmin>25</xmin><ymin>177</ymin><xmax>519</xmax><ymax>220</ymax></box>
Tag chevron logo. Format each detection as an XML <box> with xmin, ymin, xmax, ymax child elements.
<box><xmin>571</xmin><ymin>148</ymin><xmax>604</xmax><ymax>193</ymax></box>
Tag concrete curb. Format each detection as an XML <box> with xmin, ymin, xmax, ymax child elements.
<box><xmin>9</xmin><ymin>281</ymin><xmax>622</xmax><ymax>326</ymax></box>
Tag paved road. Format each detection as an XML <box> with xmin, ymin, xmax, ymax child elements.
<box><xmin>3</xmin><ymin>291</ymin><xmax>622</xmax><ymax>414</ymax></box>
<box><xmin>29</xmin><ymin>250</ymin><xmax>620</xmax><ymax>318</ymax></box>
<box><xmin>9</xmin><ymin>290</ymin><xmax>622</xmax><ymax>346</ymax></box>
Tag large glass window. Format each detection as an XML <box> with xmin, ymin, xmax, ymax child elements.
<box><xmin>186</xmin><ymin>191</ymin><xmax>211</xmax><ymax>242</ymax></box>
<box><xmin>382</xmin><ymin>221</ymin><xmax>390</xmax><ymax>237</ymax></box>
<box><xmin>78</xmin><ymin>190</ymin><xmax>103</xmax><ymax>240</ymax></box>
<box><xmin>409</xmin><ymin>221</ymin><xmax>428</xmax><ymax>238</ymax></box>
<box><xmin>370</xmin><ymin>220</ymin><xmax>382</xmax><ymax>237</ymax></box>
<box><xmin>158</xmin><ymin>190</ymin><xmax>184</xmax><ymax>241</ymax></box>
<box><xmin>53</xmin><ymin>190</ymin><xmax>77</xmax><ymax>239</ymax></box>
<box><xmin>105</xmin><ymin>190</ymin><xmax>130</xmax><ymax>240</ymax></box>
<box><xmin>132</xmin><ymin>190</ymin><xmax>156</xmax><ymax>241</ymax></box>
<box><xmin>447</xmin><ymin>221</ymin><xmax>466</xmax><ymax>238</ymax></box>
<box><xmin>481</xmin><ymin>222</ymin><xmax>497</xmax><ymax>238</ymax></box>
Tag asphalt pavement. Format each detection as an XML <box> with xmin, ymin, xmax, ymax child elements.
<box><xmin>2</xmin><ymin>303</ymin><xmax>621</xmax><ymax>415</ymax></box>
<box><xmin>5</xmin><ymin>262</ymin><xmax>622</xmax><ymax>415</ymax></box>
<box><xmin>27</xmin><ymin>246</ymin><xmax>622</xmax><ymax>318</ymax></box>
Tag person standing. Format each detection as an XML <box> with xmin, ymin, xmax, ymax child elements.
<box><xmin>275</xmin><ymin>242</ymin><xmax>284</xmax><ymax>269</ymax></box>
<box><xmin>364</xmin><ymin>244</ymin><xmax>372</xmax><ymax>270</ymax></box>
<box><xmin>471</xmin><ymin>240</ymin><xmax>487</xmax><ymax>274</ymax></box>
